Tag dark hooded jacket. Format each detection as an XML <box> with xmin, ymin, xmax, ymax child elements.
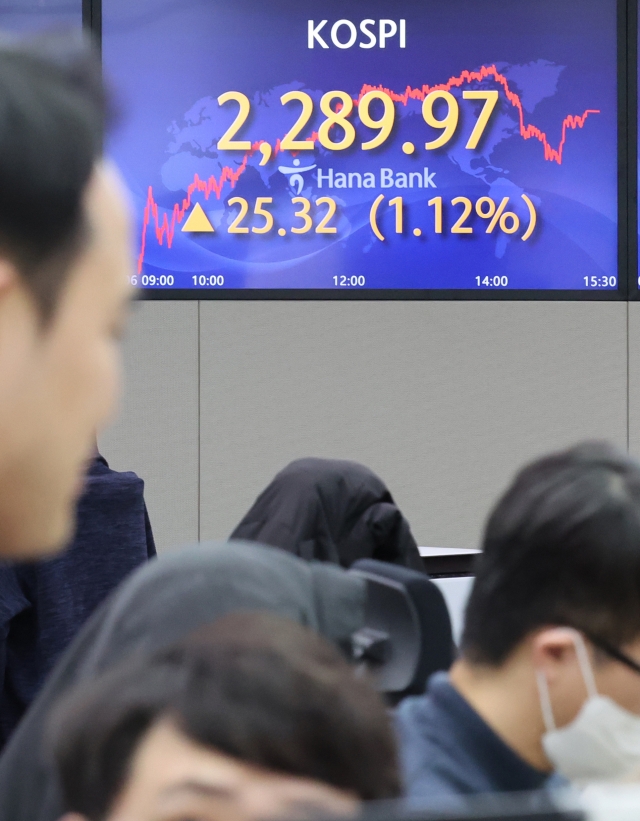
<box><xmin>0</xmin><ymin>540</ymin><xmax>365</xmax><ymax>821</ymax></box>
<box><xmin>231</xmin><ymin>458</ymin><xmax>424</xmax><ymax>572</ymax></box>
<box><xmin>0</xmin><ymin>454</ymin><xmax>155</xmax><ymax>750</ymax></box>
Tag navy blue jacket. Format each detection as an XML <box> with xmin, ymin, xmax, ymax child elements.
<box><xmin>396</xmin><ymin>673</ymin><xmax>559</xmax><ymax>801</ymax></box>
<box><xmin>0</xmin><ymin>455</ymin><xmax>155</xmax><ymax>748</ymax></box>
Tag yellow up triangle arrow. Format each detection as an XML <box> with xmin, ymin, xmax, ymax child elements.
<box><xmin>182</xmin><ymin>202</ymin><xmax>215</xmax><ymax>233</ymax></box>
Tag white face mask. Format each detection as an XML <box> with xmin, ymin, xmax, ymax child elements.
<box><xmin>536</xmin><ymin>631</ymin><xmax>640</xmax><ymax>784</ymax></box>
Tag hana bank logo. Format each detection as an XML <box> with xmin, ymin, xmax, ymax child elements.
<box><xmin>277</xmin><ymin>157</ymin><xmax>318</xmax><ymax>195</ymax></box>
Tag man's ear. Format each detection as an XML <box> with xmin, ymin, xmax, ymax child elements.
<box><xmin>0</xmin><ymin>259</ymin><xmax>22</xmax><ymax>317</ymax></box>
<box><xmin>530</xmin><ymin>627</ymin><xmax>583</xmax><ymax>685</ymax></box>
<box><xmin>0</xmin><ymin>260</ymin><xmax>18</xmax><ymax>295</ymax></box>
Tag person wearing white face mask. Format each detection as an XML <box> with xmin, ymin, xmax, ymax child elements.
<box><xmin>396</xmin><ymin>442</ymin><xmax>640</xmax><ymax>800</ymax></box>
<box><xmin>537</xmin><ymin>628</ymin><xmax>640</xmax><ymax>783</ymax></box>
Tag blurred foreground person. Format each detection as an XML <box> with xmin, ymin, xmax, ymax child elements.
<box><xmin>0</xmin><ymin>541</ymin><xmax>366</xmax><ymax>821</ymax></box>
<box><xmin>397</xmin><ymin>443</ymin><xmax>640</xmax><ymax>798</ymax></box>
<box><xmin>232</xmin><ymin>458</ymin><xmax>424</xmax><ymax>571</ymax></box>
<box><xmin>0</xmin><ymin>453</ymin><xmax>155</xmax><ymax>749</ymax></box>
<box><xmin>50</xmin><ymin>612</ymin><xmax>400</xmax><ymax>821</ymax></box>
<box><xmin>0</xmin><ymin>35</ymin><xmax>132</xmax><ymax>558</ymax></box>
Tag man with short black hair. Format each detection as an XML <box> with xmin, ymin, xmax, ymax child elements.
<box><xmin>0</xmin><ymin>34</ymin><xmax>132</xmax><ymax>558</ymax></box>
<box><xmin>397</xmin><ymin>442</ymin><xmax>640</xmax><ymax>799</ymax></box>
<box><xmin>50</xmin><ymin>612</ymin><xmax>401</xmax><ymax>821</ymax></box>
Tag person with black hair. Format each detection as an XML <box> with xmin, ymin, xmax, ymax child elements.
<box><xmin>50</xmin><ymin>611</ymin><xmax>401</xmax><ymax>821</ymax></box>
<box><xmin>397</xmin><ymin>442</ymin><xmax>640</xmax><ymax>799</ymax></box>
<box><xmin>0</xmin><ymin>541</ymin><xmax>367</xmax><ymax>821</ymax></box>
<box><xmin>0</xmin><ymin>33</ymin><xmax>132</xmax><ymax>558</ymax></box>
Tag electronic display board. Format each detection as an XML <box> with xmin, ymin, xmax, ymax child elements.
<box><xmin>101</xmin><ymin>0</ymin><xmax>621</xmax><ymax>298</ymax></box>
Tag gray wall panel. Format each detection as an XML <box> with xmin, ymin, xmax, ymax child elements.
<box><xmin>200</xmin><ymin>301</ymin><xmax>627</xmax><ymax>550</ymax></box>
<box><xmin>99</xmin><ymin>301</ymin><xmax>199</xmax><ymax>552</ymax></box>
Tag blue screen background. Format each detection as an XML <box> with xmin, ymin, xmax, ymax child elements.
<box><xmin>0</xmin><ymin>0</ymin><xmax>80</xmax><ymax>33</ymax></box>
<box><xmin>102</xmin><ymin>0</ymin><xmax>618</xmax><ymax>292</ymax></box>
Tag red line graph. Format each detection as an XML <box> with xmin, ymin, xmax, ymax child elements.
<box><xmin>137</xmin><ymin>63</ymin><xmax>600</xmax><ymax>273</ymax></box>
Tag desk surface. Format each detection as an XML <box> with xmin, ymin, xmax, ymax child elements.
<box><xmin>419</xmin><ymin>546</ymin><xmax>480</xmax><ymax>557</ymax></box>
<box><xmin>419</xmin><ymin>546</ymin><xmax>479</xmax><ymax>577</ymax></box>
